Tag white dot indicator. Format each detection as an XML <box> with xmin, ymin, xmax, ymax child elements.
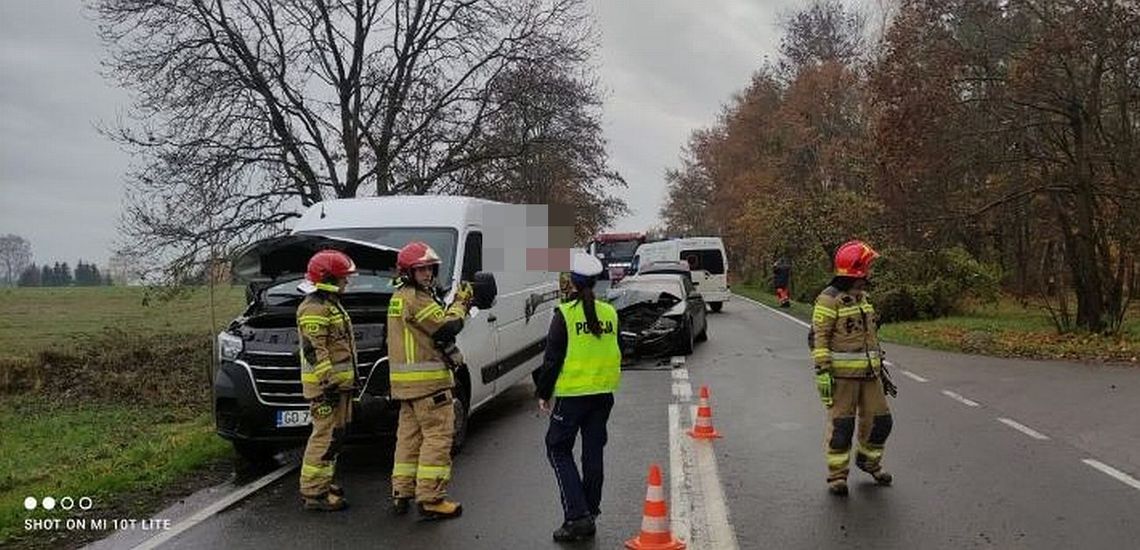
<box><xmin>24</xmin><ymin>497</ymin><xmax>37</xmax><ymax>510</ymax></box>
<box><xmin>42</xmin><ymin>497</ymin><xmax>56</xmax><ymax>510</ymax></box>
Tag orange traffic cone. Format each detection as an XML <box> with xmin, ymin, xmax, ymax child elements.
<box><xmin>688</xmin><ymin>385</ymin><xmax>722</xmax><ymax>439</ymax></box>
<box><xmin>626</xmin><ymin>464</ymin><xmax>685</xmax><ymax>550</ymax></box>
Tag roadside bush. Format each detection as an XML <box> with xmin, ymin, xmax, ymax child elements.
<box><xmin>873</xmin><ymin>246</ymin><xmax>1002</xmax><ymax>323</ymax></box>
<box><xmin>1</xmin><ymin>328</ymin><xmax>214</xmax><ymax>415</ymax></box>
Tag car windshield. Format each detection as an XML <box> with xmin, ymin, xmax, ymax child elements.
<box><xmin>595</xmin><ymin>240</ymin><xmax>640</xmax><ymax>262</ymax></box>
<box><xmin>297</xmin><ymin>227</ymin><xmax>458</xmax><ymax>288</ymax></box>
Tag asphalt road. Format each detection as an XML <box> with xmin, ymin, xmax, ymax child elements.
<box><xmin>130</xmin><ymin>296</ymin><xmax>1140</xmax><ymax>549</ymax></box>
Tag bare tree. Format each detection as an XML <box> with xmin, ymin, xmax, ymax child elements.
<box><xmin>0</xmin><ymin>235</ymin><xmax>33</xmax><ymax>287</ymax></box>
<box><xmin>94</xmin><ymin>0</ymin><xmax>600</xmax><ymax>278</ymax></box>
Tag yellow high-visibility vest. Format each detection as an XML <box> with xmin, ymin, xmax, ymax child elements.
<box><xmin>554</xmin><ymin>300</ymin><xmax>621</xmax><ymax>397</ymax></box>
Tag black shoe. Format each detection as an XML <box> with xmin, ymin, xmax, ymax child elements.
<box><xmin>390</xmin><ymin>497</ymin><xmax>411</xmax><ymax>516</ymax></box>
<box><xmin>553</xmin><ymin>517</ymin><xmax>596</xmax><ymax>542</ymax></box>
<box><xmin>871</xmin><ymin>469</ymin><xmax>893</xmax><ymax>486</ymax></box>
<box><xmin>828</xmin><ymin>480</ymin><xmax>849</xmax><ymax>496</ymax></box>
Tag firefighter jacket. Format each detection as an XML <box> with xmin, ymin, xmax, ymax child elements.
<box><xmin>387</xmin><ymin>284</ymin><xmax>468</xmax><ymax>400</ymax></box>
<box><xmin>297</xmin><ymin>292</ymin><xmax>357</xmax><ymax>399</ymax></box>
<box><xmin>554</xmin><ymin>300</ymin><xmax>622</xmax><ymax>397</ymax></box>
<box><xmin>810</xmin><ymin>286</ymin><xmax>883</xmax><ymax>379</ymax></box>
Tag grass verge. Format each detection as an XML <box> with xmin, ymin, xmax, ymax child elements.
<box><xmin>734</xmin><ymin>284</ymin><xmax>1140</xmax><ymax>363</ymax></box>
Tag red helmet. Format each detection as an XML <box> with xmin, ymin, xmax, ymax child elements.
<box><xmin>834</xmin><ymin>240</ymin><xmax>879</xmax><ymax>278</ymax></box>
<box><xmin>397</xmin><ymin>241</ymin><xmax>442</xmax><ymax>274</ymax></box>
<box><xmin>306</xmin><ymin>249</ymin><xmax>357</xmax><ymax>291</ymax></box>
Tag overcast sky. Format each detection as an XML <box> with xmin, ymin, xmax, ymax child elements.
<box><xmin>0</xmin><ymin>0</ymin><xmax>807</xmax><ymax>266</ymax></box>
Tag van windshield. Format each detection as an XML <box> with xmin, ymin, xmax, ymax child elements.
<box><xmin>595</xmin><ymin>241</ymin><xmax>640</xmax><ymax>263</ymax></box>
<box><xmin>681</xmin><ymin>249</ymin><xmax>726</xmax><ymax>275</ymax></box>
<box><xmin>297</xmin><ymin>227</ymin><xmax>459</xmax><ymax>288</ymax></box>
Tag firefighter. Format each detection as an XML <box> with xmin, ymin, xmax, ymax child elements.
<box><xmin>535</xmin><ymin>251</ymin><xmax>621</xmax><ymax>542</ymax></box>
<box><xmin>387</xmin><ymin>241</ymin><xmax>473</xmax><ymax>520</ymax></box>
<box><xmin>296</xmin><ymin>249</ymin><xmax>358</xmax><ymax>511</ymax></box>
<box><xmin>773</xmin><ymin>257</ymin><xmax>792</xmax><ymax>308</ymax></box>
<box><xmin>810</xmin><ymin>240</ymin><xmax>893</xmax><ymax>496</ymax></box>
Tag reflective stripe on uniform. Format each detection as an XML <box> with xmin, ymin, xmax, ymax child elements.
<box><xmin>812</xmin><ymin>348</ymin><xmax>831</xmax><ymax>360</ymax></box>
<box><xmin>826</xmin><ymin>453</ymin><xmax>850</xmax><ymax>467</ymax></box>
<box><xmin>392</xmin><ymin>462</ymin><xmax>418</xmax><ymax>478</ymax></box>
<box><xmin>416</xmin><ymin>464</ymin><xmax>452</xmax><ymax>481</ymax></box>
<box><xmin>415</xmin><ymin>303</ymin><xmax>443</xmax><ymax>322</ymax></box>
<box><xmin>404</xmin><ymin>328</ymin><xmax>416</xmax><ymax>363</ymax></box>
<box><xmin>857</xmin><ymin>443</ymin><xmax>883</xmax><ymax>460</ymax></box>
<box><xmin>301</xmin><ymin>462</ymin><xmax>334</xmax><ymax>480</ymax></box>
<box><xmin>390</xmin><ymin>370</ymin><xmax>452</xmax><ymax>383</ymax></box>
<box><xmin>298</xmin><ymin>315</ymin><xmax>331</xmax><ymax>325</ymax></box>
<box><xmin>315</xmin><ymin>282</ymin><xmax>340</xmax><ymax>292</ymax></box>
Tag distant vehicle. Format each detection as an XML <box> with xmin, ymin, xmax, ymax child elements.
<box><xmin>607</xmin><ymin>272</ymin><xmax>708</xmax><ymax>358</ymax></box>
<box><xmin>214</xmin><ymin>196</ymin><xmax>560</xmax><ymax>462</ymax></box>
<box><xmin>586</xmin><ymin>232</ymin><xmax>646</xmax><ymax>283</ymax></box>
<box><xmin>636</xmin><ymin>260</ymin><xmax>693</xmax><ymax>282</ymax></box>
<box><xmin>629</xmin><ymin>237</ymin><xmax>730</xmax><ymax>312</ymax></box>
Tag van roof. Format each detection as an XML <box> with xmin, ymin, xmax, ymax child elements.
<box><xmin>292</xmin><ymin>195</ymin><xmax>502</xmax><ymax>232</ymax></box>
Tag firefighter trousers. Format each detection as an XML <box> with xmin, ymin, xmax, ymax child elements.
<box><xmin>391</xmin><ymin>389</ymin><xmax>456</xmax><ymax>503</ymax></box>
<box><xmin>824</xmin><ymin>376</ymin><xmax>893</xmax><ymax>483</ymax></box>
<box><xmin>300</xmin><ymin>392</ymin><xmax>353</xmax><ymax>498</ymax></box>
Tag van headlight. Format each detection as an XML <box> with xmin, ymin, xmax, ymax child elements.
<box><xmin>218</xmin><ymin>332</ymin><xmax>244</xmax><ymax>361</ymax></box>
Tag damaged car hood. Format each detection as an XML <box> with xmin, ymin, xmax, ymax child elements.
<box><xmin>607</xmin><ymin>287</ymin><xmax>685</xmax><ymax>316</ymax></box>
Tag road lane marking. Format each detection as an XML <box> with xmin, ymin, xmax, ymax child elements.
<box><xmin>997</xmin><ymin>418</ymin><xmax>1050</xmax><ymax>440</ymax></box>
<box><xmin>901</xmin><ymin>370</ymin><xmax>929</xmax><ymax>382</ymax></box>
<box><xmin>672</xmin><ymin>369</ymin><xmax>689</xmax><ymax>380</ymax></box>
<box><xmin>668</xmin><ymin>404</ymin><xmax>692</xmax><ymax>545</ymax></box>
<box><xmin>1082</xmin><ymin>459</ymin><xmax>1140</xmax><ymax>491</ymax></box>
<box><xmin>732</xmin><ymin>293</ymin><xmax>810</xmax><ymax>328</ymax></box>
<box><xmin>673</xmin><ymin>382</ymin><xmax>692</xmax><ymax>402</ymax></box>
<box><xmin>690</xmin><ymin>405</ymin><xmax>739</xmax><ymax>550</ymax></box>
<box><xmin>941</xmin><ymin>390</ymin><xmax>981</xmax><ymax>407</ymax></box>
<box><xmin>132</xmin><ymin>462</ymin><xmax>297</xmax><ymax>550</ymax></box>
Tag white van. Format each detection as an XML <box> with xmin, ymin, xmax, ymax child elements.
<box><xmin>214</xmin><ymin>196</ymin><xmax>560</xmax><ymax>460</ymax></box>
<box><xmin>630</xmin><ymin>237</ymin><xmax>730</xmax><ymax>312</ymax></box>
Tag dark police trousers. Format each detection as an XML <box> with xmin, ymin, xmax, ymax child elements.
<box><xmin>546</xmin><ymin>393</ymin><xmax>615</xmax><ymax>522</ymax></box>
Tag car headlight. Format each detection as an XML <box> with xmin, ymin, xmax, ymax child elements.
<box><xmin>218</xmin><ymin>332</ymin><xmax>244</xmax><ymax>361</ymax></box>
<box><xmin>648</xmin><ymin>317</ymin><xmax>679</xmax><ymax>332</ymax></box>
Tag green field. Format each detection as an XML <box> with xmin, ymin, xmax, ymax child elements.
<box><xmin>735</xmin><ymin>285</ymin><xmax>1140</xmax><ymax>363</ymax></box>
<box><xmin>0</xmin><ymin>286</ymin><xmax>247</xmax><ymax>548</ymax></box>
<box><xmin>0</xmin><ymin>286</ymin><xmax>247</xmax><ymax>359</ymax></box>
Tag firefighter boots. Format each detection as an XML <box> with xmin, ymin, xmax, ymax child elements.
<box><xmin>302</xmin><ymin>492</ymin><xmax>348</xmax><ymax>512</ymax></box>
<box><xmin>390</xmin><ymin>497</ymin><xmax>411</xmax><ymax>516</ymax></box>
<box><xmin>828</xmin><ymin>479</ymin><xmax>849</xmax><ymax>496</ymax></box>
<box><xmin>418</xmin><ymin>498</ymin><xmax>463</xmax><ymax>520</ymax></box>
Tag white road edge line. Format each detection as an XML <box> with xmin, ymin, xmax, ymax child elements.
<box><xmin>941</xmin><ymin>389</ymin><xmax>981</xmax><ymax>407</ymax></box>
<box><xmin>132</xmin><ymin>462</ymin><xmax>297</xmax><ymax>550</ymax></box>
<box><xmin>901</xmin><ymin>370</ymin><xmax>928</xmax><ymax>382</ymax></box>
<box><xmin>997</xmin><ymin>418</ymin><xmax>1050</xmax><ymax>440</ymax></box>
<box><xmin>1082</xmin><ymin>459</ymin><xmax>1140</xmax><ymax>491</ymax></box>
<box><xmin>691</xmin><ymin>405</ymin><xmax>740</xmax><ymax>550</ymax></box>
<box><xmin>668</xmin><ymin>404</ymin><xmax>692</xmax><ymax>546</ymax></box>
<box><xmin>733</xmin><ymin>293</ymin><xmax>809</xmax><ymax>328</ymax></box>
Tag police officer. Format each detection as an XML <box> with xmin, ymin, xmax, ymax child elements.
<box><xmin>387</xmin><ymin>241</ymin><xmax>473</xmax><ymax>520</ymax></box>
<box><xmin>535</xmin><ymin>251</ymin><xmax>621</xmax><ymax>542</ymax></box>
<box><xmin>296</xmin><ymin>249</ymin><xmax>358</xmax><ymax>511</ymax></box>
<box><xmin>810</xmin><ymin>240</ymin><xmax>893</xmax><ymax>496</ymax></box>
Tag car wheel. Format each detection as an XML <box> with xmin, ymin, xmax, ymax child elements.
<box><xmin>709</xmin><ymin>302</ymin><xmax>723</xmax><ymax>313</ymax></box>
<box><xmin>696</xmin><ymin>317</ymin><xmax>708</xmax><ymax>342</ymax></box>
<box><xmin>678</xmin><ymin>317</ymin><xmax>695</xmax><ymax>355</ymax></box>
<box><xmin>451</xmin><ymin>383</ymin><xmax>471</xmax><ymax>457</ymax></box>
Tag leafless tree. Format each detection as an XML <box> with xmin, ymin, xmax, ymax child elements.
<box><xmin>0</xmin><ymin>235</ymin><xmax>33</xmax><ymax>287</ymax></box>
<box><xmin>94</xmin><ymin>0</ymin><xmax>604</xmax><ymax>278</ymax></box>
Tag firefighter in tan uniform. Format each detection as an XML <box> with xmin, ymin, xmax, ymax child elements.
<box><xmin>296</xmin><ymin>250</ymin><xmax>359</xmax><ymax>511</ymax></box>
<box><xmin>810</xmin><ymin>240</ymin><xmax>897</xmax><ymax>496</ymax></box>
<box><xmin>387</xmin><ymin>241</ymin><xmax>473</xmax><ymax>520</ymax></box>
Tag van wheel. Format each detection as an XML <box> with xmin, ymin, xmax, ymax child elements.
<box><xmin>709</xmin><ymin>302</ymin><xmax>723</xmax><ymax>313</ymax></box>
<box><xmin>451</xmin><ymin>384</ymin><xmax>471</xmax><ymax>457</ymax></box>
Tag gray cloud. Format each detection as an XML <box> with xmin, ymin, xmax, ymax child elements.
<box><xmin>0</xmin><ymin>0</ymin><xmax>805</xmax><ymax>266</ymax></box>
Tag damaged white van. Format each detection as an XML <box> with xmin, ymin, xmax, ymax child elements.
<box><xmin>213</xmin><ymin>196</ymin><xmax>560</xmax><ymax>462</ymax></box>
<box><xmin>629</xmin><ymin>237</ymin><xmax>730</xmax><ymax>312</ymax></box>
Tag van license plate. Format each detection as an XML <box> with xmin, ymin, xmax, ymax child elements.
<box><xmin>276</xmin><ymin>409</ymin><xmax>311</xmax><ymax>427</ymax></box>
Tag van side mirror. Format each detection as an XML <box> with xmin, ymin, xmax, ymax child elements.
<box><xmin>472</xmin><ymin>272</ymin><xmax>497</xmax><ymax>309</ymax></box>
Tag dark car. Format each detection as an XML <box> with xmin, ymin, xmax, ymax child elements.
<box><xmin>606</xmin><ymin>273</ymin><xmax>709</xmax><ymax>358</ymax></box>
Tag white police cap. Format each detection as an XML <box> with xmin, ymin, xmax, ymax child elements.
<box><xmin>570</xmin><ymin>251</ymin><xmax>604</xmax><ymax>277</ymax></box>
